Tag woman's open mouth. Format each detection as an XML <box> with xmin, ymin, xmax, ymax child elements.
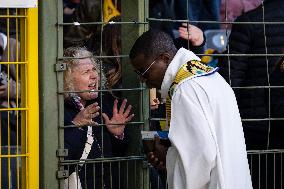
<box><xmin>88</xmin><ymin>83</ymin><xmax>97</xmax><ymax>91</ymax></box>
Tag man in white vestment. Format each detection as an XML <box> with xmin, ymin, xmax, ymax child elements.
<box><xmin>129</xmin><ymin>30</ymin><xmax>253</xmax><ymax>189</ymax></box>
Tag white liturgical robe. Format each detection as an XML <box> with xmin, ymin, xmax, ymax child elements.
<box><xmin>161</xmin><ymin>48</ymin><xmax>252</xmax><ymax>189</ymax></box>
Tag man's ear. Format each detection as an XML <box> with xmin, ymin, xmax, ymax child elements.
<box><xmin>160</xmin><ymin>53</ymin><xmax>171</xmax><ymax>65</ymax></box>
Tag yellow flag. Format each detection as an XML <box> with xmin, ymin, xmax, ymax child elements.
<box><xmin>103</xmin><ymin>0</ymin><xmax>120</xmax><ymax>22</ymax></box>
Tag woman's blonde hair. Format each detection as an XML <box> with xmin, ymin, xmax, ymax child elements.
<box><xmin>63</xmin><ymin>46</ymin><xmax>107</xmax><ymax>98</ymax></box>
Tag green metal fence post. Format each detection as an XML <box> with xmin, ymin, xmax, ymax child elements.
<box><xmin>121</xmin><ymin>1</ymin><xmax>150</xmax><ymax>188</ymax></box>
<box><xmin>39</xmin><ymin>1</ymin><xmax>60</xmax><ymax>188</ymax></box>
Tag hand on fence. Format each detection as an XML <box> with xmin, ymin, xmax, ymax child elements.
<box><xmin>102</xmin><ymin>99</ymin><xmax>134</xmax><ymax>136</ymax></box>
<box><xmin>72</xmin><ymin>102</ymin><xmax>100</xmax><ymax>126</ymax></box>
<box><xmin>179</xmin><ymin>23</ymin><xmax>204</xmax><ymax>46</ymax></box>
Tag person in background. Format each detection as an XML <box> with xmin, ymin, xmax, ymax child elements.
<box><xmin>63</xmin><ymin>0</ymin><xmax>81</xmax><ymax>23</ymax></box>
<box><xmin>63</xmin><ymin>0</ymin><xmax>101</xmax><ymax>48</ymax></box>
<box><xmin>270</xmin><ymin>56</ymin><xmax>284</xmax><ymax>148</ymax></box>
<box><xmin>176</xmin><ymin>0</ymin><xmax>221</xmax><ymax>31</ymax></box>
<box><xmin>63</xmin><ymin>46</ymin><xmax>134</xmax><ymax>189</ymax></box>
<box><xmin>149</xmin><ymin>0</ymin><xmax>206</xmax><ymax>53</ymax></box>
<box><xmin>63</xmin><ymin>0</ymin><xmax>120</xmax><ymax>48</ymax></box>
<box><xmin>63</xmin><ymin>0</ymin><xmax>123</xmax><ymax>90</ymax></box>
<box><xmin>218</xmin><ymin>1</ymin><xmax>284</xmax><ymax>187</ymax></box>
<box><xmin>219</xmin><ymin>0</ymin><xmax>284</xmax><ymax>150</ymax></box>
<box><xmin>0</xmin><ymin>32</ymin><xmax>20</xmax><ymax>111</ymax></box>
<box><xmin>0</xmin><ymin>32</ymin><xmax>21</xmax><ymax>189</ymax></box>
<box><xmin>267</xmin><ymin>56</ymin><xmax>284</xmax><ymax>189</ymax></box>
<box><xmin>220</xmin><ymin>0</ymin><xmax>261</xmax><ymax>29</ymax></box>
<box><xmin>129</xmin><ymin>30</ymin><xmax>252</xmax><ymax>189</ymax></box>
<box><xmin>0</xmin><ymin>31</ymin><xmax>21</xmax><ymax>148</ymax></box>
<box><xmin>86</xmin><ymin>16</ymin><xmax>122</xmax><ymax>89</ymax></box>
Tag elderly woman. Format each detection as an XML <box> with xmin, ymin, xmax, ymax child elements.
<box><xmin>63</xmin><ymin>47</ymin><xmax>134</xmax><ymax>189</ymax></box>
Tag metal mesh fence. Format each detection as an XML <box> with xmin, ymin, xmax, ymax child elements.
<box><xmin>0</xmin><ymin>8</ymin><xmax>38</xmax><ymax>189</ymax></box>
<box><xmin>147</xmin><ymin>0</ymin><xmax>284</xmax><ymax>189</ymax></box>
<box><xmin>57</xmin><ymin>0</ymin><xmax>148</xmax><ymax>189</ymax></box>
<box><xmin>0</xmin><ymin>8</ymin><xmax>25</xmax><ymax>189</ymax></box>
<box><xmin>54</xmin><ymin>0</ymin><xmax>284</xmax><ymax>189</ymax></box>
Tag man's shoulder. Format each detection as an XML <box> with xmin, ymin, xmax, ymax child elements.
<box><xmin>172</xmin><ymin>74</ymin><xmax>210</xmax><ymax>96</ymax></box>
<box><xmin>176</xmin><ymin>72</ymin><xmax>228</xmax><ymax>95</ymax></box>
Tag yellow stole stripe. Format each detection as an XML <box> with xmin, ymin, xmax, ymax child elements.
<box><xmin>162</xmin><ymin>60</ymin><xmax>214</xmax><ymax>130</ymax></box>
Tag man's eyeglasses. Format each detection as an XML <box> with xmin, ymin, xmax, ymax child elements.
<box><xmin>134</xmin><ymin>59</ymin><xmax>156</xmax><ymax>78</ymax></box>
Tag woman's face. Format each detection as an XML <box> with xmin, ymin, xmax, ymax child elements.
<box><xmin>71</xmin><ymin>58</ymin><xmax>100</xmax><ymax>101</ymax></box>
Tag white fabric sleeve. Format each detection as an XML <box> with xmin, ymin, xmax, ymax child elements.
<box><xmin>167</xmin><ymin>80</ymin><xmax>217</xmax><ymax>189</ymax></box>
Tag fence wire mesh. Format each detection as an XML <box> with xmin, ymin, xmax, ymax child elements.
<box><xmin>55</xmin><ymin>0</ymin><xmax>284</xmax><ymax>189</ymax></box>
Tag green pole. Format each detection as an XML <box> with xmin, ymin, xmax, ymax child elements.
<box><xmin>39</xmin><ymin>0</ymin><xmax>61</xmax><ymax>188</ymax></box>
<box><xmin>122</xmin><ymin>1</ymin><xmax>150</xmax><ymax>188</ymax></box>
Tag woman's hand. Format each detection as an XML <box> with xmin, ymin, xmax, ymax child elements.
<box><xmin>72</xmin><ymin>102</ymin><xmax>100</xmax><ymax>126</ymax></box>
<box><xmin>102</xmin><ymin>99</ymin><xmax>134</xmax><ymax>136</ymax></box>
<box><xmin>179</xmin><ymin>23</ymin><xmax>204</xmax><ymax>46</ymax></box>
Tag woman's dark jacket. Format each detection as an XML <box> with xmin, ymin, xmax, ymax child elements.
<box><xmin>64</xmin><ymin>93</ymin><xmax>129</xmax><ymax>189</ymax></box>
<box><xmin>270</xmin><ymin>57</ymin><xmax>284</xmax><ymax>149</ymax></box>
<box><xmin>218</xmin><ymin>0</ymin><xmax>284</xmax><ymax>150</ymax></box>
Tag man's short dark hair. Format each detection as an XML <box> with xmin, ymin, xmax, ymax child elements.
<box><xmin>129</xmin><ymin>29</ymin><xmax>177</xmax><ymax>60</ymax></box>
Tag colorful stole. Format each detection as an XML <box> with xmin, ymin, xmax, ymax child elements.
<box><xmin>163</xmin><ymin>60</ymin><xmax>215</xmax><ymax>130</ymax></box>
